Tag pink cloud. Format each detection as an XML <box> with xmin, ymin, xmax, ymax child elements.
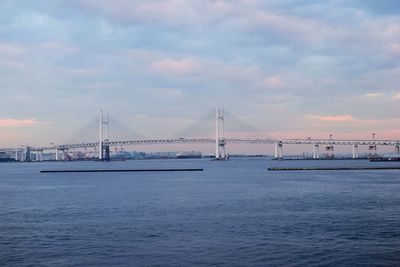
<box><xmin>306</xmin><ymin>114</ymin><xmax>354</xmax><ymax>122</ymax></box>
<box><xmin>0</xmin><ymin>119</ymin><xmax>37</xmax><ymax>127</ymax></box>
<box><xmin>149</xmin><ymin>58</ymin><xmax>203</xmax><ymax>75</ymax></box>
<box><xmin>389</xmin><ymin>43</ymin><xmax>400</xmax><ymax>55</ymax></box>
<box><xmin>383</xmin><ymin>23</ymin><xmax>400</xmax><ymax>38</ymax></box>
<box><xmin>261</xmin><ymin>76</ymin><xmax>283</xmax><ymax>88</ymax></box>
<box><xmin>0</xmin><ymin>44</ymin><xmax>25</xmax><ymax>70</ymax></box>
<box><xmin>391</xmin><ymin>92</ymin><xmax>400</xmax><ymax>101</ymax></box>
<box><xmin>365</xmin><ymin>92</ymin><xmax>384</xmax><ymax>98</ymax></box>
<box><xmin>252</xmin><ymin>11</ymin><xmax>317</xmax><ymax>35</ymax></box>
<box><xmin>40</xmin><ymin>41</ymin><xmax>81</xmax><ymax>54</ymax></box>
<box><xmin>0</xmin><ymin>43</ymin><xmax>24</xmax><ymax>57</ymax></box>
<box><xmin>209</xmin><ymin>0</ymin><xmax>234</xmax><ymax>13</ymax></box>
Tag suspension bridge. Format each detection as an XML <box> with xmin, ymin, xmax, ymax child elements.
<box><xmin>1</xmin><ymin>106</ymin><xmax>399</xmax><ymax>161</ymax></box>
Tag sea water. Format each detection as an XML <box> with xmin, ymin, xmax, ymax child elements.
<box><xmin>1</xmin><ymin>158</ymin><xmax>400</xmax><ymax>266</ymax></box>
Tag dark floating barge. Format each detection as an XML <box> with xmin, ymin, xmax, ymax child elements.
<box><xmin>268</xmin><ymin>167</ymin><xmax>400</xmax><ymax>171</ymax></box>
<box><xmin>41</xmin><ymin>168</ymin><xmax>204</xmax><ymax>173</ymax></box>
<box><xmin>369</xmin><ymin>153</ymin><xmax>400</xmax><ymax>162</ymax></box>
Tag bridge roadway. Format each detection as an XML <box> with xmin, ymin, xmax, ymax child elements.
<box><xmin>1</xmin><ymin>138</ymin><xmax>400</xmax><ymax>153</ymax></box>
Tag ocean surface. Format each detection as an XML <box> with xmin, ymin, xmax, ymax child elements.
<box><xmin>1</xmin><ymin>158</ymin><xmax>400</xmax><ymax>266</ymax></box>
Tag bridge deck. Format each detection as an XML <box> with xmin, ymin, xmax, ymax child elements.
<box><xmin>2</xmin><ymin>138</ymin><xmax>399</xmax><ymax>152</ymax></box>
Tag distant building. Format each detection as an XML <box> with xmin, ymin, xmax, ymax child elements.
<box><xmin>0</xmin><ymin>151</ymin><xmax>12</xmax><ymax>161</ymax></box>
<box><xmin>146</xmin><ymin>152</ymin><xmax>177</xmax><ymax>159</ymax></box>
<box><xmin>176</xmin><ymin>151</ymin><xmax>202</xmax><ymax>159</ymax></box>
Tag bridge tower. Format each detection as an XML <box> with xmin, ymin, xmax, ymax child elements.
<box><xmin>99</xmin><ymin>111</ymin><xmax>110</xmax><ymax>161</ymax></box>
<box><xmin>215</xmin><ymin>106</ymin><xmax>227</xmax><ymax>160</ymax></box>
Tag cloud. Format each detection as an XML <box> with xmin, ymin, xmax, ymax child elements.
<box><xmin>0</xmin><ymin>119</ymin><xmax>37</xmax><ymax>127</ymax></box>
<box><xmin>84</xmin><ymin>82</ymin><xmax>114</xmax><ymax>90</ymax></box>
<box><xmin>154</xmin><ymin>88</ymin><xmax>183</xmax><ymax>97</ymax></box>
<box><xmin>0</xmin><ymin>43</ymin><xmax>24</xmax><ymax>57</ymax></box>
<box><xmin>392</xmin><ymin>93</ymin><xmax>400</xmax><ymax>100</ymax></box>
<box><xmin>306</xmin><ymin>114</ymin><xmax>355</xmax><ymax>122</ymax></box>
<box><xmin>0</xmin><ymin>43</ymin><xmax>25</xmax><ymax>70</ymax></box>
<box><xmin>149</xmin><ymin>58</ymin><xmax>203</xmax><ymax>75</ymax></box>
<box><xmin>40</xmin><ymin>42</ymin><xmax>81</xmax><ymax>54</ymax></box>
<box><xmin>121</xmin><ymin>48</ymin><xmax>165</xmax><ymax>60</ymax></box>
<box><xmin>243</xmin><ymin>10</ymin><xmax>328</xmax><ymax>40</ymax></box>
<box><xmin>72</xmin><ymin>0</ymin><xmax>331</xmax><ymax>43</ymax></box>
<box><xmin>389</xmin><ymin>43</ymin><xmax>400</xmax><ymax>56</ymax></box>
<box><xmin>366</xmin><ymin>93</ymin><xmax>384</xmax><ymax>97</ymax></box>
<box><xmin>261</xmin><ymin>76</ymin><xmax>283</xmax><ymax>88</ymax></box>
<box><xmin>68</xmin><ymin>68</ymin><xmax>102</xmax><ymax>76</ymax></box>
<box><xmin>359</xmin><ymin>67</ymin><xmax>400</xmax><ymax>93</ymax></box>
<box><xmin>73</xmin><ymin>0</ymin><xmax>234</xmax><ymax>26</ymax></box>
<box><xmin>72</xmin><ymin>0</ymin><xmax>177</xmax><ymax>26</ymax></box>
<box><xmin>1</xmin><ymin>0</ymin><xmax>400</xmax><ymax>147</ymax></box>
<box><xmin>0</xmin><ymin>59</ymin><xmax>25</xmax><ymax>70</ymax></box>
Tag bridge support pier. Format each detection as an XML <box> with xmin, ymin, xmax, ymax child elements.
<box><xmin>352</xmin><ymin>144</ymin><xmax>359</xmax><ymax>159</ymax></box>
<box><xmin>98</xmin><ymin>111</ymin><xmax>110</xmax><ymax>161</ymax></box>
<box><xmin>396</xmin><ymin>143</ymin><xmax>400</xmax><ymax>154</ymax></box>
<box><xmin>35</xmin><ymin>150</ymin><xmax>43</xmax><ymax>161</ymax></box>
<box><xmin>101</xmin><ymin>144</ymin><xmax>110</xmax><ymax>161</ymax></box>
<box><xmin>215</xmin><ymin>106</ymin><xmax>227</xmax><ymax>160</ymax></box>
<box><xmin>312</xmin><ymin>143</ymin><xmax>319</xmax><ymax>159</ymax></box>
<box><xmin>24</xmin><ymin>146</ymin><xmax>31</xmax><ymax>162</ymax></box>
<box><xmin>325</xmin><ymin>145</ymin><xmax>334</xmax><ymax>159</ymax></box>
<box><xmin>274</xmin><ymin>141</ymin><xmax>283</xmax><ymax>159</ymax></box>
<box><xmin>55</xmin><ymin>149</ymin><xmax>66</xmax><ymax>161</ymax></box>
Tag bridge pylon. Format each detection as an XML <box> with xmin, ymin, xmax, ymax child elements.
<box><xmin>215</xmin><ymin>105</ymin><xmax>227</xmax><ymax>160</ymax></box>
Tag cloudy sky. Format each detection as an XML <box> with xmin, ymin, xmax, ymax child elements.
<box><xmin>1</xmin><ymin>0</ymin><xmax>400</xmax><ymax>147</ymax></box>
